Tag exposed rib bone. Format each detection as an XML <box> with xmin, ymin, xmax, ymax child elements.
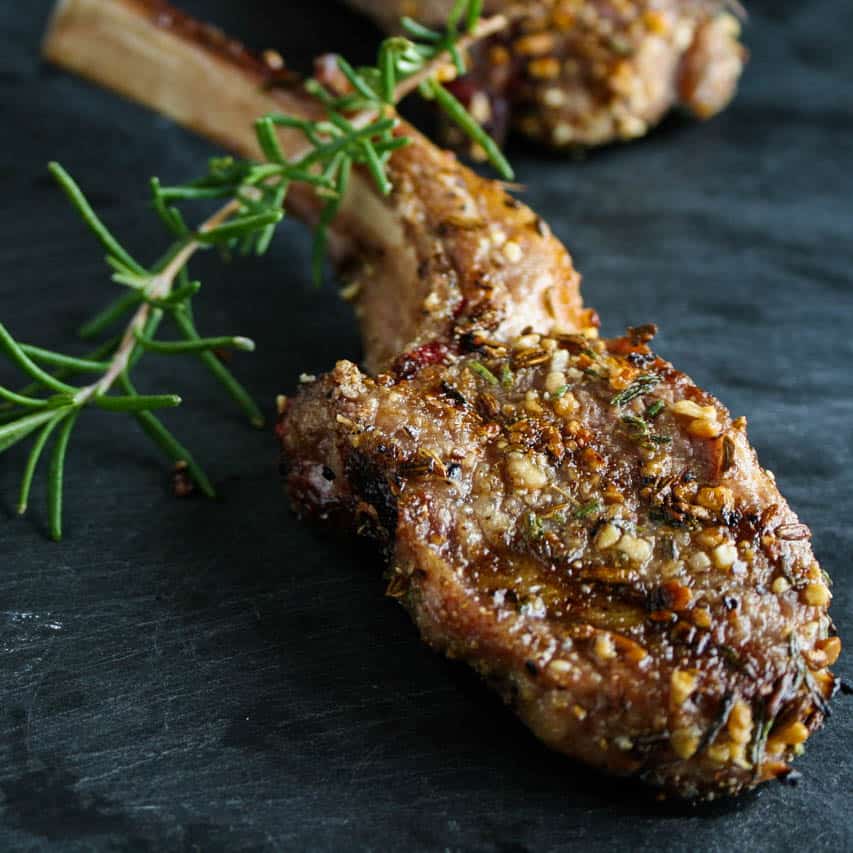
<box><xmin>44</xmin><ymin>0</ymin><xmax>595</xmax><ymax>372</ymax></box>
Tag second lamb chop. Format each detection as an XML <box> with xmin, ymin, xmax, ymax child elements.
<box><xmin>345</xmin><ymin>0</ymin><xmax>747</xmax><ymax>150</ymax></box>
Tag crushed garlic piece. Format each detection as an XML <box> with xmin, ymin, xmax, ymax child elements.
<box><xmin>670</xmin><ymin>400</ymin><xmax>716</xmax><ymax>419</ymax></box>
<box><xmin>506</xmin><ymin>452</ymin><xmax>549</xmax><ymax>491</ymax></box>
<box><xmin>711</xmin><ymin>543</ymin><xmax>738</xmax><ymax>570</ymax></box>
<box><xmin>593</xmin><ymin>633</ymin><xmax>616</xmax><ymax>660</ymax></box>
<box><xmin>671</xmin><ymin>727</ymin><xmax>700</xmax><ymax>760</ymax></box>
<box><xmin>670</xmin><ymin>668</ymin><xmax>698</xmax><ymax>706</ymax></box>
<box><xmin>802</xmin><ymin>582</ymin><xmax>831</xmax><ymax>607</ymax></box>
<box><xmin>727</xmin><ymin>701</ymin><xmax>753</xmax><ymax>745</ymax></box>
<box><xmin>615</xmin><ymin>534</ymin><xmax>652</xmax><ymax>563</ymax></box>
<box><xmin>688</xmin><ymin>552</ymin><xmax>712</xmax><ymax>572</ymax></box>
<box><xmin>595</xmin><ymin>523</ymin><xmax>622</xmax><ymax>551</ymax></box>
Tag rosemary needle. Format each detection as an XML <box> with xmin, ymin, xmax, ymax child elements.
<box><xmin>119</xmin><ymin>373</ymin><xmax>216</xmax><ymax>499</ymax></box>
<box><xmin>0</xmin><ymin>408</ymin><xmax>69</xmax><ymax>454</ymax></box>
<box><xmin>0</xmin><ymin>386</ymin><xmax>50</xmax><ymax>409</ymax></box>
<box><xmin>428</xmin><ymin>79</ymin><xmax>514</xmax><ymax>180</ymax></box>
<box><xmin>47</xmin><ymin>409</ymin><xmax>80</xmax><ymax>542</ymax></box>
<box><xmin>78</xmin><ymin>290</ymin><xmax>141</xmax><ymax>339</ymax></box>
<box><xmin>20</xmin><ymin>345</ymin><xmax>110</xmax><ymax>373</ymax></box>
<box><xmin>48</xmin><ymin>162</ymin><xmax>146</xmax><ymax>276</ymax></box>
<box><xmin>17</xmin><ymin>411</ymin><xmax>64</xmax><ymax>515</ymax></box>
<box><xmin>170</xmin><ymin>307</ymin><xmax>265</xmax><ymax>429</ymax></box>
<box><xmin>133</xmin><ymin>328</ymin><xmax>255</xmax><ymax>355</ymax></box>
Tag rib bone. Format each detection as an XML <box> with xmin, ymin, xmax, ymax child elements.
<box><xmin>44</xmin><ymin>0</ymin><xmax>594</xmax><ymax>372</ymax></box>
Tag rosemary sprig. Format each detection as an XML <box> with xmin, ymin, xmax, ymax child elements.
<box><xmin>1</xmin><ymin>1</ymin><xmax>514</xmax><ymax>540</ymax></box>
<box><xmin>297</xmin><ymin>0</ymin><xmax>512</xmax><ymax>278</ymax></box>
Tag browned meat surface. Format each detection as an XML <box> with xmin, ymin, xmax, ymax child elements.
<box><xmin>43</xmin><ymin>0</ymin><xmax>594</xmax><ymax>373</ymax></box>
<box><xmin>346</xmin><ymin>0</ymin><xmax>747</xmax><ymax>149</ymax></box>
<box><xmin>280</xmin><ymin>328</ymin><xmax>839</xmax><ymax>799</ymax></box>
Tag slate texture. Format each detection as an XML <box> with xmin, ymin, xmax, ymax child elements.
<box><xmin>0</xmin><ymin>1</ymin><xmax>850</xmax><ymax>850</ymax></box>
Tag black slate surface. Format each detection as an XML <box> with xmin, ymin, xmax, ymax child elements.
<box><xmin>1</xmin><ymin>1</ymin><xmax>851</xmax><ymax>850</ymax></box>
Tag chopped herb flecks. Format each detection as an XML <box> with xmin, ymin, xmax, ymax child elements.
<box><xmin>749</xmin><ymin>701</ymin><xmax>773</xmax><ymax>771</ymax></box>
<box><xmin>646</xmin><ymin>400</ymin><xmax>665</xmax><ymax>419</ymax></box>
<box><xmin>574</xmin><ymin>500</ymin><xmax>601</xmax><ymax>519</ymax></box>
<box><xmin>525</xmin><ymin>511</ymin><xmax>545</xmax><ymax>540</ymax></box>
<box><xmin>621</xmin><ymin>413</ymin><xmax>670</xmax><ymax>449</ymax></box>
<box><xmin>610</xmin><ymin>374</ymin><xmax>661</xmax><ymax>408</ymax></box>
<box><xmin>470</xmin><ymin>361</ymin><xmax>500</xmax><ymax>385</ymax></box>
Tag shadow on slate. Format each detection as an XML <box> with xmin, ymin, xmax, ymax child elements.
<box><xmin>0</xmin><ymin>0</ymin><xmax>851</xmax><ymax>851</ymax></box>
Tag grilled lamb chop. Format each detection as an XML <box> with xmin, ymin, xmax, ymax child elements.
<box><xmin>44</xmin><ymin>0</ymin><xmax>837</xmax><ymax>798</ymax></box>
<box><xmin>280</xmin><ymin>329</ymin><xmax>838</xmax><ymax>799</ymax></box>
<box><xmin>43</xmin><ymin>0</ymin><xmax>595</xmax><ymax>372</ymax></box>
<box><xmin>344</xmin><ymin>0</ymin><xmax>747</xmax><ymax>149</ymax></box>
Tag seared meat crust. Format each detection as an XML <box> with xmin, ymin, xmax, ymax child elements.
<box><xmin>280</xmin><ymin>329</ymin><xmax>838</xmax><ymax>799</ymax></box>
<box><xmin>345</xmin><ymin>0</ymin><xmax>747</xmax><ymax>149</ymax></box>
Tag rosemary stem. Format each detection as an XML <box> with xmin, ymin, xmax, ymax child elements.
<box><xmin>73</xmin><ymin>198</ymin><xmax>243</xmax><ymax>407</ymax></box>
<box><xmin>392</xmin><ymin>11</ymin><xmax>512</xmax><ymax>102</ymax></box>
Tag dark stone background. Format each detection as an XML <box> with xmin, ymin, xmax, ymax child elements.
<box><xmin>0</xmin><ymin>1</ymin><xmax>850</xmax><ymax>850</ymax></box>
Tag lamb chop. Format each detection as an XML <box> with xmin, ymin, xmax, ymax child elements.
<box><xmin>344</xmin><ymin>0</ymin><xmax>747</xmax><ymax>150</ymax></box>
<box><xmin>44</xmin><ymin>0</ymin><xmax>837</xmax><ymax>799</ymax></box>
<box><xmin>43</xmin><ymin>0</ymin><xmax>596</xmax><ymax>374</ymax></box>
<box><xmin>280</xmin><ymin>330</ymin><xmax>838</xmax><ymax>799</ymax></box>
